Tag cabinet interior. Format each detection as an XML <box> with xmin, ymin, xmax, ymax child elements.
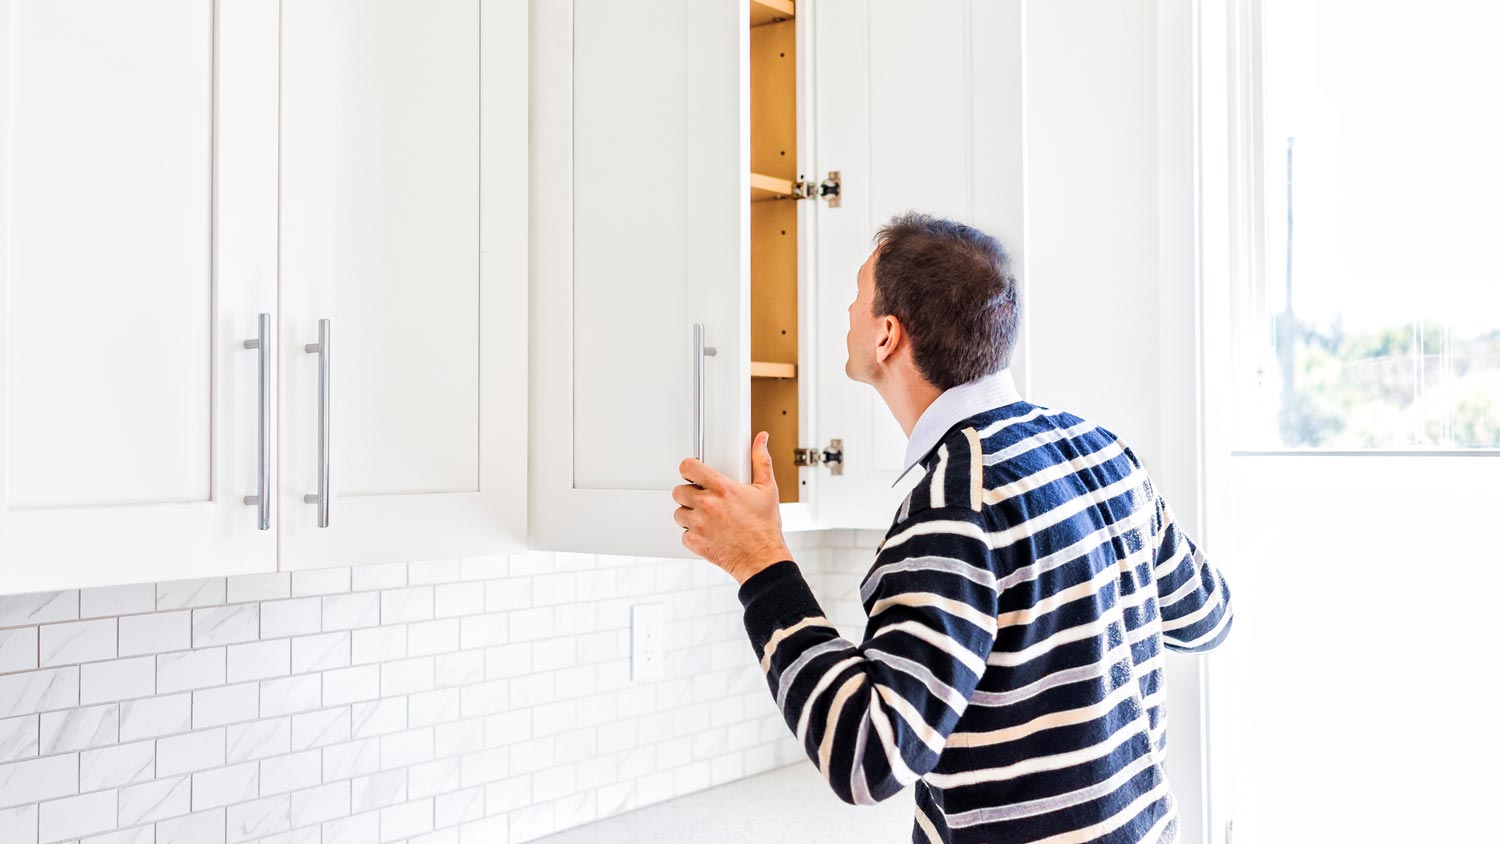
<box><xmin>749</xmin><ymin>0</ymin><xmax>801</xmax><ymax>503</ymax></box>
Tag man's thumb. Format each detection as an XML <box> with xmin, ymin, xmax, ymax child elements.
<box><xmin>752</xmin><ymin>431</ymin><xmax>775</xmax><ymax>486</ymax></box>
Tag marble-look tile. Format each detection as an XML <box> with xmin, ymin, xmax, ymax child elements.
<box><xmin>79</xmin><ymin>584</ymin><xmax>155</xmax><ymax>620</ymax></box>
<box><xmin>258</xmin><ymin>599</ymin><xmax>321</xmax><ymax>640</ymax></box>
<box><xmin>320</xmin><ymin>809</ymin><xmax>378</xmax><ymax>844</ymax></box>
<box><xmin>226</xmin><ymin>640</ymin><xmax>290</xmax><ymax>685</ymax></box>
<box><xmin>225</xmin><ymin>717</ymin><xmax>290</xmax><ymax>765</ymax></box>
<box><xmin>0</xmin><ymin>803</ymin><xmax>37</xmax><ymax>844</ymax></box>
<box><xmin>0</xmin><ymin>628</ymin><xmax>38</xmax><ymax>675</ymax></box>
<box><xmin>154</xmin><ymin>808</ymin><xmax>225</xmax><ymax>844</ymax></box>
<box><xmin>0</xmin><ymin>752</ymin><xmax>78</xmax><ymax>809</ymax></box>
<box><xmin>289</xmin><ymin>632</ymin><xmax>349</xmax><ymax>675</ymax></box>
<box><xmin>39</xmin><ymin>702</ymin><xmax>118</xmax><ymax>754</ymax></box>
<box><xmin>191</xmin><ymin>605</ymin><xmax>259</xmax><ymax>649</ymax></box>
<box><xmin>81</xmin><ymin>822</ymin><xmax>155</xmax><ymax>844</ymax></box>
<box><xmin>320</xmin><ymin>593</ymin><xmax>379</xmax><ymax>633</ymax></box>
<box><xmin>379</xmin><ymin>798</ymin><xmax>433</xmax><ymax>841</ymax></box>
<box><xmin>157</xmin><ymin>648</ymin><xmax>225</xmax><ymax>693</ymax></box>
<box><xmin>350</xmin><ymin>699</ymin><xmax>404</xmax><ymax>740</ymax></box>
<box><xmin>38</xmin><ymin>788</ymin><xmax>117</xmax><ymax>841</ymax></box>
<box><xmin>118</xmin><ymin>775</ymin><xmax>190</xmax><ymax>827</ymax></box>
<box><xmin>380</xmin><ymin>587</ymin><xmax>434</xmax><ymax>625</ymax></box>
<box><xmin>155</xmin><ymin>728</ymin><xmax>225</xmax><ymax>777</ymax></box>
<box><xmin>350</xmin><ymin>561</ymin><xmax>406</xmax><ymax>593</ymax></box>
<box><xmin>191</xmin><ymin>682</ymin><xmax>259</xmax><ymax>729</ymax></box>
<box><xmin>118</xmin><ymin>694</ymin><xmax>191</xmax><ymax>742</ymax></box>
<box><xmin>289</xmin><ymin>568</ymin><xmax>349</xmax><ymax>598</ymax></box>
<box><xmin>79</xmin><ymin>740</ymin><xmax>155</xmax><ymax>792</ymax></box>
<box><xmin>80</xmin><ymin>656</ymin><xmax>156</xmax><ymax>706</ymax></box>
<box><xmin>0</xmin><ymin>666</ymin><xmax>79</xmax><ymax>718</ymax></box>
<box><xmin>227</xmin><ymin>572</ymin><xmax>292</xmax><ymax>605</ymax></box>
<box><xmin>321</xmin><ymin>737</ymin><xmax>379</xmax><ymax>783</ymax></box>
<box><xmin>350</xmin><ymin>768</ymin><xmax>406</xmax><ymax>813</ymax></box>
<box><xmin>117</xmin><ymin>612</ymin><xmax>191</xmax><ymax>658</ymax></box>
<box><xmin>0</xmin><ymin>715</ymin><xmax>38</xmax><ymax>764</ymax></box>
<box><xmin>408</xmin><ymin>559</ymin><xmax>461</xmax><ymax>586</ymax></box>
<box><xmin>290</xmin><ymin>707</ymin><xmax>349</xmax><ymax>752</ymax></box>
<box><xmin>288</xmin><ymin>781</ymin><xmax>348</xmax><ymax>828</ymax></box>
<box><xmin>191</xmin><ymin>761</ymin><xmax>258</xmax><ymax>811</ymax></box>
<box><xmin>225</xmin><ymin>793</ymin><xmax>289</xmax><ymax>843</ymax></box>
<box><xmin>39</xmin><ymin>619</ymin><xmax>116</xmax><ymax>667</ymax></box>
<box><xmin>258</xmin><ymin>748</ymin><xmax>320</xmax><ymax>797</ymax></box>
<box><xmin>0</xmin><ymin>591</ymin><xmax>78</xmax><ymax>629</ymax></box>
<box><xmin>155</xmin><ymin>578</ymin><xmax>225</xmax><ymax>612</ymax></box>
<box><xmin>257</xmin><ymin>676</ymin><xmax>321</xmax><ymax>718</ymax></box>
<box><xmin>434</xmin><ymin>784</ymin><xmax>484</xmax><ymax>828</ymax></box>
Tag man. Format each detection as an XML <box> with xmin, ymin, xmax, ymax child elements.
<box><xmin>672</xmin><ymin>213</ymin><xmax>1233</xmax><ymax>843</ymax></box>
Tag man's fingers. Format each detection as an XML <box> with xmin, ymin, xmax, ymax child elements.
<box><xmin>671</xmin><ymin>484</ymin><xmax>705</xmax><ymax>508</ymax></box>
<box><xmin>750</xmin><ymin>431</ymin><xmax>775</xmax><ymax>487</ymax></box>
<box><xmin>673</xmin><ymin>506</ymin><xmax>693</xmax><ymax>530</ymax></box>
<box><xmin>678</xmin><ymin>457</ymin><xmax>725</xmax><ymax>490</ymax></box>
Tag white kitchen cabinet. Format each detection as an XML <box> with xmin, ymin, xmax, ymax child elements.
<box><xmin>0</xmin><ymin>0</ymin><xmax>280</xmax><ymax>593</ymax></box>
<box><xmin>529</xmin><ymin>0</ymin><xmax>1026</xmax><ymax>556</ymax></box>
<box><xmin>279</xmin><ymin>0</ymin><xmax>529</xmax><ymax>569</ymax></box>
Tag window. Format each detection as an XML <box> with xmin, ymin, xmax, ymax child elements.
<box><xmin>1236</xmin><ymin>0</ymin><xmax>1500</xmax><ymax>450</ymax></box>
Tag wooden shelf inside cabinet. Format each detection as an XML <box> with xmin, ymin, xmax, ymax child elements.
<box><xmin>750</xmin><ymin>0</ymin><xmax>794</xmax><ymax>27</ymax></box>
<box><xmin>751</xmin><ymin>172</ymin><xmax>796</xmax><ymax>202</ymax></box>
<box><xmin>751</xmin><ymin>360</ymin><xmax>797</xmax><ymax>379</ymax></box>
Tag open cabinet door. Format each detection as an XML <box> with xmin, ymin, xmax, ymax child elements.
<box><xmin>810</xmin><ymin>0</ymin><xmax>1027</xmax><ymax>530</ymax></box>
<box><xmin>530</xmin><ymin>0</ymin><xmax>751</xmax><ymax>558</ymax></box>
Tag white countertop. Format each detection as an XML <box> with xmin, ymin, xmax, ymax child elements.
<box><xmin>535</xmin><ymin>762</ymin><xmax>916</xmax><ymax>844</ymax></box>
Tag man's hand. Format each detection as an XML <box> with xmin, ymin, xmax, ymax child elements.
<box><xmin>673</xmin><ymin>431</ymin><xmax>793</xmax><ymax>585</ymax></box>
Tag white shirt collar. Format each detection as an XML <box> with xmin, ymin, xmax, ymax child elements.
<box><xmin>896</xmin><ymin>369</ymin><xmax>1022</xmax><ymax>484</ymax></box>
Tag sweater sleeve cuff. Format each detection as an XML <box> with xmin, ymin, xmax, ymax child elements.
<box><xmin>737</xmin><ymin>560</ymin><xmax>825</xmax><ymax>653</ymax></box>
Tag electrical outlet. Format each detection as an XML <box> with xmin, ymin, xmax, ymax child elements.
<box><xmin>630</xmin><ymin>603</ymin><xmax>664</xmax><ymax>682</ymax></box>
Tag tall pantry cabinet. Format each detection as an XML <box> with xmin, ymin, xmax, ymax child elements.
<box><xmin>0</xmin><ymin>0</ymin><xmax>529</xmax><ymax>593</ymax></box>
<box><xmin>529</xmin><ymin>0</ymin><xmax>1026</xmax><ymax>557</ymax></box>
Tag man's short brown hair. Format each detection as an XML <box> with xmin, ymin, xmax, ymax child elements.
<box><xmin>872</xmin><ymin>212</ymin><xmax>1021</xmax><ymax>390</ymax></box>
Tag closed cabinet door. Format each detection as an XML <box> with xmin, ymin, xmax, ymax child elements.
<box><xmin>529</xmin><ymin>0</ymin><xmax>750</xmax><ymax>558</ymax></box>
<box><xmin>279</xmin><ymin>0</ymin><xmax>528</xmax><ymax>569</ymax></box>
<box><xmin>810</xmin><ymin>0</ymin><xmax>1027</xmax><ymax>529</ymax></box>
<box><xmin>0</xmin><ymin>0</ymin><xmax>280</xmax><ymax>593</ymax></box>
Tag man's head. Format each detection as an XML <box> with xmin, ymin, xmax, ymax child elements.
<box><xmin>845</xmin><ymin>212</ymin><xmax>1021</xmax><ymax>391</ymax></box>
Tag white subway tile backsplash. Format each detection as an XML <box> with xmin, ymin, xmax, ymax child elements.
<box><xmin>39</xmin><ymin>619</ymin><xmax>116</xmax><ymax>667</ymax></box>
<box><xmin>155</xmin><ymin>578</ymin><xmax>225</xmax><ymax>612</ymax></box>
<box><xmin>0</xmin><ymin>627</ymin><xmax>39</xmax><ymax>674</ymax></box>
<box><xmin>81</xmin><ymin>656</ymin><xmax>156</xmax><ymax>706</ymax></box>
<box><xmin>226</xmin><ymin>572</ymin><xmax>292</xmax><ymax>605</ymax></box>
<box><xmin>0</xmin><ymin>752</ymin><xmax>78</xmax><ymax>808</ymax></box>
<box><xmin>290</xmin><ymin>568</ymin><xmax>349</xmax><ymax>599</ymax></box>
<box><xmin>118</xmin><ymin>695</ymin><xmax>191</xmax><ymax>743</ymax></box>
<box><xmin>226</xmin><ymin>640</ymin><xmax>290</xmax><ymax>685</ymax></box>
<box><xmin>0</xmin><ymin>667</ymin><xmax>79</xmax><ymax>719</ymax></box>
<box><xmin>39</xmin><ymin>702</ymin><xmax>117</xmax><ymax>754</ymax></box>
<box><xmin>290</xmin><ymin>707</ymin><xmax>349</xmax><ymax>751</ymax></box>
<box><xmin>191</xmin><ymin>606</ymin><xmax>259</xmax><ymax>649</ymax></box>
<box><xmin>258</xmin><ymin>599</ymin><xmax>321</xmax><ymax>640</ymax></box>
<box><xmin>0</xmin><ymin>715</ymin><xmax>39</xmax><ymax>764</ymax></box>
<box><xmin>260</xmin><ymin>749</ymin><xmax>322</xmax><ymax>798</ymax></box>
<box><xmin>225</xmin><ymin>793</ymin><xmax>289</xmax><ymax>843</ymax></box>
<box><xmin>80</xmin><ymin>740</ymin><xmax>155</xmax><ymax>792</ymax></box>
<box><xmin>39</xmin><ymin>787</ymin><xmax>117</xmax><ymax>841</ymax></box>
<box><xmin>191</xmin><ymin>761</ymin><xmax>258</xmax><ymax>811</ymax></box>
<box><xmin>155</xmin><ymin>806</ymin><xmax>225</xmax><ymax>844</ymax></box>
<box><xmin>118</xmin><ymin>774</ymin><xmax>190</xmax><ymax>827</ymax></box>
<box><xmin>0</xmin><ymin>591</ymin><xmax>78</xmax><ymax>629</ymax></box>
<box><xmin>0</xmin><ymin>535</ymin><xmax>871</xmax><ymax>843</ymax></box>
<box><xmin>289</xmin><ymin>632</ymin><xmax>349</xmax><ymax>675</ymax></box>
<box><xmin>157</xmin><ymin>648</ymin><xmax>224</xmax><ymax>693</ymax></box>
<box><xmin>79</xmin><ymin>584</ymin><xmax>156</xmax><ymax>620</ymax></box>
<box><xmin>225</xmin><ymin>717</ymin><xmax>290</xmax><ymax>765</ymax></box>
<box><xmin>118</xmin><ymin>612</ymin><xmax>190</xmax><ymax>658</ymax></box>
<box><xmin>192</xmin><ymin>683</ymin><xmax>259</xmax><ymax>729</ymax></box>
<box><xmin>258</xmin><ymin>676</ymin><xmax>320</xmax><ymax>718</ymax></box>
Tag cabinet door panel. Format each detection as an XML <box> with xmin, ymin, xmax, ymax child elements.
<box><xmin>279</xmin><ymin>0</ymin><xmax>527</xmax><ymax>568</ymax></box>
<box><xmin>812</xmin><ymin>0</ymin><xmax>1026</xmax><ymax>529</ymax></box>
<box><xmin>0</xmin><ymin>0</ymin><xmax>279</xmax><ymax>592</ymax></box>
<box><xmin>530</xmin><ymin>0</ymin><xmax>749</xmax><ymax>557</ymax></box>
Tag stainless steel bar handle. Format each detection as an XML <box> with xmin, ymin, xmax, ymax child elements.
<box><xmin>692</xmin><ymin>323</ymin><xmax>717</xmax><ymax>462</ymax></box>
<box><xmin>303</xmin><ymin>319</ymin><xmax>331</xmax><ymax>527</ymax></box>
<box><xmin>242</xmin><ymin>313</ymin><xmax>271</xmax><ymax>530</ymax></box>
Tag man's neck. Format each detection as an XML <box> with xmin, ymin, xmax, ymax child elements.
<box><xmin>874</xmin><ymin>375</ymin><xmax>943</xmax><ymax>438</ymax></box>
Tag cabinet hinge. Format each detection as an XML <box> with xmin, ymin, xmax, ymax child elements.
<box><xmin>794</xmin><ymin>439</ymin><xmax>844</xmax><ymax>474</ymax></box>
<box><xmin>793</xmin><ymin>170</ymin><xmax>842</xmax><ymax>207</ymax></box>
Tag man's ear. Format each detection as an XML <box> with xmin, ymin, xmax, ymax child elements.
<box><xmin>875</xmin><ymin>315</ymin><xmax>903</xmax><ymax>364</ymax></box>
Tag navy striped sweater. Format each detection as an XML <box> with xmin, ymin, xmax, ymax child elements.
<box><xmin>738</xmin><ymin>401</ymin><xmax>1233</xmax><ymax>843</ymax></box>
